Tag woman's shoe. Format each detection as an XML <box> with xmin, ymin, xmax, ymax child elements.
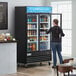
<box><xmin>52</xmin><ymin>66</ymin><xmax>56</xmax><ymax>69</ymax></box>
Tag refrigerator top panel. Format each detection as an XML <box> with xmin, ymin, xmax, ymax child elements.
<box><xmin>26</xmin><ymin>6</ymin><xmax>52</xmax><ymax>13</ymax></box>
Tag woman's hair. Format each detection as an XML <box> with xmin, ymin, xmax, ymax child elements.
<box><xmin>53</xmin><ymin>19</ymin><xmax>58</xmax><ymax>25</ymax></box>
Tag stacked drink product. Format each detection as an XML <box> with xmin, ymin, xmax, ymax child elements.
<box><xmin>40</xmin><ymin>31</ymin><xmax>46</xmax><ymax>35</ymax></box>
<box><xmin>40</xmin><ymin>24</ymin><xmax>48</xmax><ymax>28</ymax></box>
<box><xmin>27</xmin><ymin>16</ymin><xmax>37</xmax><ymax>22</ymax></box>
<box><xmin>27</xmin><ymin>30</ymin><xmax>37</xmax><ymax>36</ymax></box>
<box><xmin>27</xmin><ymin>43</ymin><xmax>36</xmax><ymax>52</ymax></box>
<box><xmin>27</xmin><ymin>24</ymin><xmax>37</xmax><ymax>29</ymax></box>
<box><xmin>27</xmin><ymin>15</ymin><xmax>49</xmax><ymax>52</ymax></box>
<box><xmin>40</xmin><ymin>16</ymin><xmax>48</xmax><ymax>22</ymax></box>
<box><xmin>40</xmin><ymin>42</ymin><xmax>47</xmax><ymax>51</ymax></box>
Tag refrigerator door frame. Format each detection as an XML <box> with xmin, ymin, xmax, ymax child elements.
<box><xmin>38</xmin><ymin>13</ymin><xmax>62</xmax><ymax>51</ymax></box>
<box><xmin>38</xmin><ymin>13</ymin><xmax>51</xmax><ymax>51</ymax></box>
<box><xmin>26</xmin><ymin>13</ymin><xmax>52</xmax><ymax>53</ymax></box>
<box><xmin>27</xmin><ymin>13</ymin><xmax>39</xmax><ymax>53</ymax></box>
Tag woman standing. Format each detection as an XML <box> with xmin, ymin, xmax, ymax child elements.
<box><xmin>46</xmin><ymin>19</ymin><xmax>65</xmax><ymax>68</ymax></box>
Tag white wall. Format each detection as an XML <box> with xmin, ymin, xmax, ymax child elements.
<box><xmin>42</xmin><ymin>0</ymin><xmax>71</xmax><ymax>6</ymax></box>
<box><xmin>72</xmin><ymin>0</ymin><xmax>76</xmax><ymax>58</ymax></box>
<box><xmin>0</xmin><ymin>0</ymin><xmax>44</xmax><ymax>36</ymax></box>
<box><xmin>15</xmin><ymin>0</ymin><xmax>43</xmax><ymax>6</ymax></box>
<box><xmin>43</xmin><ymin>0</ymin><xmax>76</xmax><ymax>58</ymax></box>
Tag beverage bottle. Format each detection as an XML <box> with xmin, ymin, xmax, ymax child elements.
<box><xmin>30</xmin><ymin>44</ymin><xmax>33</xmax><ymax>51</ymax></box>
<box><xmin>28</xmin><ymin>31</ymin><xmax>29</xmax><ymax>36</ymax></box>
<box><xmin>32</xmin><ymin>19</ymin><xmax>35</xmax><ymax>22</ymax></box>
<box><xmin>27</xmin><ymin>31</ymin><xmax>29</xmax><ymax>36</ymax></box>
<box><xmin>33</xmin><ymin>31</ymin><xmax>34</xmax><ymax>35</ymax></box>
<box><xmin>33</xmin><ymin>44</ymin><xmax>36</xmax><ymax>51</ymax></box>
<box><xmin>31</xmin><ymin>31</ymin><xmax>32</xmax><ymax>35</ymax></box>
<box><xmin>29</xmin><ymin>24</ymin><xmax>30</xmax><ymax>29</ymax></box>
<box><xmin>34</xmin><ymin>31</ymin><xmax>35</xmax><ymax>35</ymax></box>
<box><xmin>28</xmin><ymin>24</ymin><xmax>29</xmax><ymax>29</ymax></box>
<box><xmin>28</xmin><ymin>18</ymin><xmax>29</xmax><ymax>22</ymax></box>
<box><xmin>46</xmin><ymin>17</ymin><xmax>47</xmax><ymax>22</ymax></box>
<box><xmin>40</xmin><ymin>16</ymin><xmax>43</xmax><ymax>22</ymax></box>
<box><xmin>30</xmin><ymin>17</ymin><xmax>31</xmax><ymax>22</ymax></box>
<box><xmin>32</xmin><ymin>31</ymin><xmax>33</xmax><ymax>35</ymax></box>
<box><xmin>44</xmin><ymin>18</ymin><xmax>46</xmax><ymax>22</ymax></box>
<box><xmin>30</xmin><ymin>24</ymin><xmax>31</xmax><ymax>28</ymax></box>
<box><xmin>34</xmin><ymin>24</ymin><xmax>35</xmax><ymax>28</ymax></box>
<box><xmin>32</xmin><ymin>24</ymin><xmax>33</xmax><ymax>28</ymax></box>
<box><xmin>35</xmin><ymin>31</ymin><xmax>36</xmax><ymax>35</ymax></box>
<box><xmin>29</xmin><ymin>44</ymin><xmax>31</xmax><ymax>51</ymax></box>
<box><xmin>32</xmin><ymin>44</ymin><xmax>34</xmax><ymax>51</ymax></box>
<box><xmin>30</xmin><ymin>31</ymin><xmax>31</xmax><ymax>35</ymax></box>
<box><xmin>32</xmin><ymin>43</ymin><xmax>35</xmax><ymax>51</ymax></box>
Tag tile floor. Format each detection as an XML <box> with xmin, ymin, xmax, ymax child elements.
<box><xmin>0</xmin><ymin>62</ymin><xmax>76</xmax><ymax>76</ymax></box>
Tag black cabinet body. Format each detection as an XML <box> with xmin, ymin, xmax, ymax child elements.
<box><xmin>15</xmin><ymin>7</ymin><xmax>52</xmax><ymax>64</ymax></box>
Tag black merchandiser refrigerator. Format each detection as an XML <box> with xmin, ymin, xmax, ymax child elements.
<box><xmin>15</xmin><ymin>6</ymin><xmax>62</xmax><ymax>66</ymax></box>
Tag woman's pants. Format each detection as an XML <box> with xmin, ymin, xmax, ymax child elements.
<box><xmin>51</xmin><ymin>42</ymin><xmax>63</xmax><ymax>66</ymax></box>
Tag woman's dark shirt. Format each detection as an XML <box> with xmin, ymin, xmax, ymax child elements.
<box><xmin>46</xmin><ymin>26</ymin><xmax>65</xmax><ymax>42</ymax></box>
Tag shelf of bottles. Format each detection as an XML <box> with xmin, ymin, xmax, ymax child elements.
<box><xmin>27</xmin><ymin>15</ymin><xmax>37</xmax><ymax>52</ymax></box>
<box><xmin>39</xmin><ymin>15</ymin><xmax>50</xmax><ymax>51</ymax></box>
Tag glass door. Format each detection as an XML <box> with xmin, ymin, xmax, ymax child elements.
<box><xmin>27</xmin><ymin>14</ymin><xmax>38</xmax><ymax>52</ymax></box>
<box><xmin>39</xmin><ymin>14</ymin><xmax>51</xmax><ymax>51</ymax></box>
<box><xmin>39</xmin><ymin>13</ymin><xmax>62</xmax><ymax>51</ymax></box>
